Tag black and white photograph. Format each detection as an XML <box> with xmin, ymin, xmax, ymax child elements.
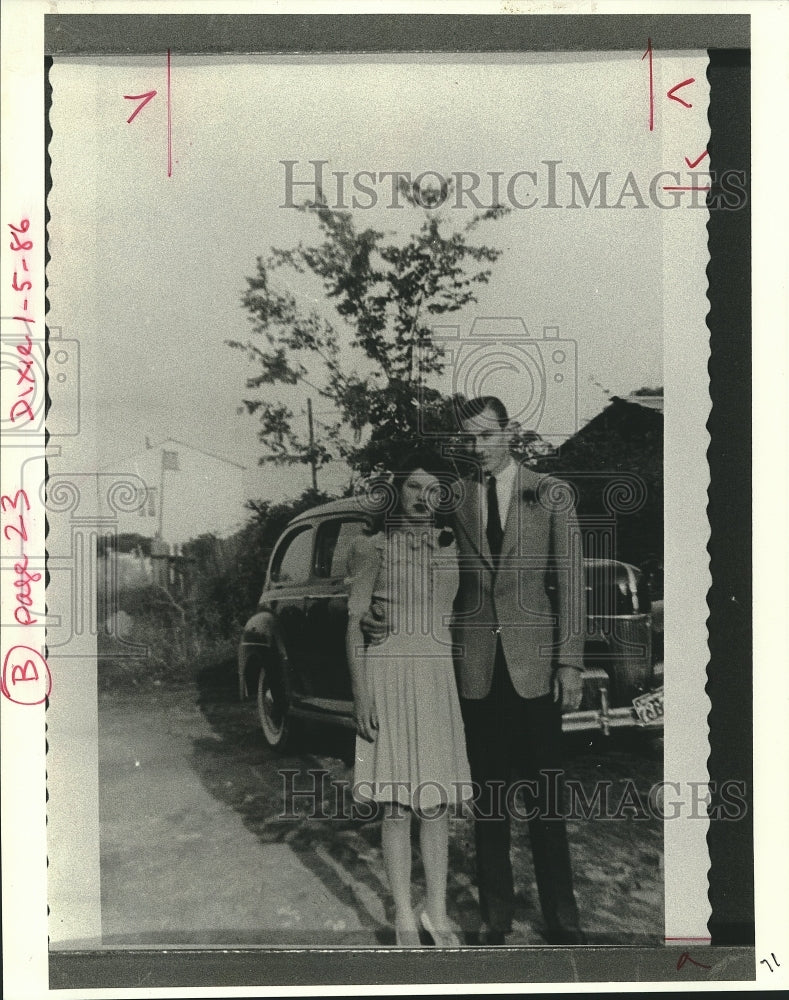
<box><xmin>1</xmin><ymin>4</ymin><xmax>782</xmax><ymax>995</ymax></box>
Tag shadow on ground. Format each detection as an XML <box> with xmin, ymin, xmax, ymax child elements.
<box><xmin>185</xmin><ymin>658</ymin><xmax>664</xmax><ymax>947</ymax></box>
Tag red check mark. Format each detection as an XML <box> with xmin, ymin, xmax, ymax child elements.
<box><xmin>684</xmin><ymin>150</ymin><xmax>708</xmax><ymax>169</ymax></box>
<box><xmin>667</xmin><ymin>78</ymin><xmax>695</xmax><ymax>108</ymax></box>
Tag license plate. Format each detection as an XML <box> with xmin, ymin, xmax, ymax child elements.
<box><xmin>632</xmin><ymin>687</ymin><xmax>664</xmax><ymax>725</ymax></box>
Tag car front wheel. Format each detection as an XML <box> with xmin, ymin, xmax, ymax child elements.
<box><xmin>257</xmin><ymin>661</ymin><xmax>291</xmax><ymax>751</ymax></box>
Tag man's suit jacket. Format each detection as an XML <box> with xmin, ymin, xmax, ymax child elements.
<box><xmin>451</xmin><ymin>463</ymin><xmax>585</xmax><ymax>700</ymax></box>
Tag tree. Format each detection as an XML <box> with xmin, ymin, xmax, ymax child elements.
<box><xmin>511</xmin><ymin>428</ymin><xmax>556</xmax><ymax>465</ymax></box>
<box><xmin>228</xmin><ymin>179</ymin><xmax>508</xmax><ymax>478</ymax></box>
<box><xmin>241</xmin><ymin>488</ymin><xmax>336</xmax><ymax>571</ymax></box>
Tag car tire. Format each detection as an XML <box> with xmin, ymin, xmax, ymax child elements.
<box><xmin>256</xmin><ymin>660</ymin><xmax>292</xmax><ymax>751</ymax></box>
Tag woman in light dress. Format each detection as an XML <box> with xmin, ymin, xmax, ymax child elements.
<box><xmin>345</xmin><ymin>451</ymin><xmax>472</xmax><ymax>947</ymax></box>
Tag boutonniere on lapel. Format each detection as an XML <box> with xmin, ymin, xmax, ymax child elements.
<box><xmin>437</xmin><ymin>528</ymin><xmax>455</xmax><ymax>547</ymax></box>
<box><xmin>521</xmin><ymin>488</ymin><xmax>539</xmax><ymax>506</ymax></box>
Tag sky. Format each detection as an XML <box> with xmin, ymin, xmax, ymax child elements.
<box><xmin>49</xmin><ymin>52</ymin><xmax>671</xmax><ymax>517</ymax></box>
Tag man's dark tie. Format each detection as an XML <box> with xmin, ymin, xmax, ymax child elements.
<box><xmin>486</xmin><ymin>474</ymin><xmax>503</xmax><ymax>560</ymax></box>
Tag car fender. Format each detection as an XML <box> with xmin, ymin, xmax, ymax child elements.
<box><xmin>238</xmin><ymin>610</ymin><xmax>277</xmax><ymax>700</ymax></box>
<box><xmin>239</xmin><ymin>610</ymin><xmax>297</xmax><ymax>703</ymax></box>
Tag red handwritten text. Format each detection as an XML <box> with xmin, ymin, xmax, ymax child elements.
<box><xmin>12</xmin><ymin>554</ymin><xmax>41</xmax><ymax>627</ymax></box>
<box><xmin>1</xmin><ymin>490</ymin><xmax>39</xmax><ymax>627</ymax></box>
<box><xmin>1</xmin><ymin>646</ymin><xmax>51</xmax><ymax>706</ymax></box>
<box><xmin>1</xmin><ymin>488</ymin><xmax>48</xmax><ymax>703</ymax></box>
<box><xmin>7</xmin><ymin>218</ymin><xmax>37</xmax><ymax>424</ymax></box>
<box><xmin>9</xmin><ymin>217</ymin><xmax>33</xmax><ymax>253</ymax></box>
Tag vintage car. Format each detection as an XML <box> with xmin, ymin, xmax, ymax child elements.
<box><xmin>238</xmin><ymin>498</ymin><xmax>664</xmax><ymax>749</ymax></box>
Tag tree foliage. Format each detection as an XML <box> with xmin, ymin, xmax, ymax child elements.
<box><xmin>228</xmin><ymin>178</ymin><xmax>508</xmax><ymax>477</ymax></box>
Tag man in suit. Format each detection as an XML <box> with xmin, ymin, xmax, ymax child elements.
<box><xmin>452</xmin><ymin>395</ymin><xmax>586</xmax><ymax>945</ymax></box>
<box><xmin>362</xmin><ymin>395</ymin><xmax>586</xmax><ymax>944</ymax></box>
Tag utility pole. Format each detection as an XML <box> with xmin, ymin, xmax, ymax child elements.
<box><xmin>306</xmin><ymin>397</ymin><xmax>318</xmax><ymax>491</ymax></box>
<box><xmin>157</xmin><ymin>451</ymin><xmax>166</xmax><ymax>540</ymax></box>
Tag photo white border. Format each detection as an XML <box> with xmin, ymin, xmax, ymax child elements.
<box><xmin>2</xmin><ymin>1</ymin><xmax>787</xmax><ymax>996</ymax></box>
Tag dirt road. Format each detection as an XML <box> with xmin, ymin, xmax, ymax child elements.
<box><xmin>98</xmin><ymin>668</ymin><xmax>663</xmax><ymax>947</ymax></box>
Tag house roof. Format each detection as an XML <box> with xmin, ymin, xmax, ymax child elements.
<box><xmin>571</xmin><ymin>395</ymin><xmax>663</xmax><ymax>441</ymax></box>
<box><xmin>99</xmin><ymin>436</ymin><xmax>247</xmax><ymax>471</ymax></box>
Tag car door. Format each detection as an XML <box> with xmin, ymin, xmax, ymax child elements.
<box><xmin>266</xmin><ymin>522</ymin><xmax>315</xmax><ymax>696</ymax></box>
<box><xmin>303</xmin><ymin>517</ymin><xmax>366</xmax><ymax>703</ymax></box>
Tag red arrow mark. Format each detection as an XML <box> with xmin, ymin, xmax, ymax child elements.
<box><xmin>123</xmin><ymin>90</ymin><xmax>157</xmax><ymax>124</ymax></box>
<box><xmin>684</xmin><ymin>150</ymin><xmax>709</xmax><ymax>169</ymax></box>
<box><xmin>667</xmin><ymin>78</ymin><xmax>695</xmax><ymax>108</ymax></box>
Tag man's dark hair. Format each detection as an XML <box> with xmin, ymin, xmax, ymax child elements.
<box><xmin>455</xmin><ymin>395</ymin><xmax>510</xmax><ymax>429</ymax></box>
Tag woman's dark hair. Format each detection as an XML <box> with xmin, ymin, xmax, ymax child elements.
<box><xmin>391</xmin><ymin>448</ymin><xmax>453</xmax><ymax>496</ymax></box>
<box><xmin>363</xmin><ymin>448</ymin><xmax>458</xmax><ymax>534</ymax></box>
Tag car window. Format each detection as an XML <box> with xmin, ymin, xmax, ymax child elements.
<box><xmin>269</xmin><ymin>525</ymin><xmax>314</xmax><ymax>585</ymax></box>
<box><xmin>585</xmin><ymin>562</ymin><xmax>642</xmax><ymax>617</ymax></box>
<box><xmin>314</xmin><ymin>519</ymin><xmax>366</xmax><ymax>579</ymax></box>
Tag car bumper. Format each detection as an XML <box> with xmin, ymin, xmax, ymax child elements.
<box><xmin>563</xmin><ymin>666</ymin><xmax>664</xmax><ymax>734</ymax></box>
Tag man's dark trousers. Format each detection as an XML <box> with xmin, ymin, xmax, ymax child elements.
<box><xmin>460</xmin><ymin>639</ymin><xmax>581</xmax><ymax>938</ymax></box>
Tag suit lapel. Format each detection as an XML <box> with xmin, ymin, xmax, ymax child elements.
<box><xmin>502</xmin><ymin>464</ymin><xmax>540</xmax><ymax>556</ymax></box>
<box><xmin>500</xmin><ymin>465</ymin><xmax>520</xmax><ymax>557</ymax></box>
<box><xmin>456</xmin><ymin>478</ymin><xmax>494</xmax><ymax>570</ymax></box>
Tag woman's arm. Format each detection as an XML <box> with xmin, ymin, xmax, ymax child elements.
<box><xmin>345</xmin><ymin>534</ymin><xmax>381</xmax><ymax>742</ymax></box>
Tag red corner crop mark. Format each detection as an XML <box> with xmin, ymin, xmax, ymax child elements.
<box><xmin>167</xmin><ymin>49</ymin><xmax>173</xmax><ymax>178</ymax></box>
<box><xmin>667</xmin><ymin>78</ymin><xmax>695</xmax><ymax>108</ymax></box>
<box><xmin>684</xmin><ymin>150</ymin><xmax>709</xmax><ymax>169</ymax></box>
<box><xmin>676</xmin><ymin>951</ymin><xmax>711</xmax><ymax>970</ymax></box>
<box><xmin>124</xmin><ymin>90</ymin><xmax>157</xmax><ymax>124</ymax></box>
<box><xmin>641</xmin><ymin>38</ymin><xmax>654</xmax><ymax>132</ymax></box>
<box><xmin>123</xmin><ymin>51</ymin><xmax>171</xmax><ymax>175</ymax></box>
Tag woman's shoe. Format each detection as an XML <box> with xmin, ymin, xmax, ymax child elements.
<box><xmin>394</xmin><ymin>913</ymin><xmax>421</xmax><ymax>948</ymax></box>
<box><xmin>419</xmin><ymin>910</ymin><xmax>461</xmax><ymax>948</ymax></box>
<box><xmin>394</xmin><ymin>924</ymin><xmax>421</xmax><ymax>947</ymax></box>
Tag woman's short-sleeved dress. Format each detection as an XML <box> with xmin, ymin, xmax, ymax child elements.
<box><xmin>346</xmin><ymin>528</ymin><xmax>472</xmax><ymax>811</ymax></box>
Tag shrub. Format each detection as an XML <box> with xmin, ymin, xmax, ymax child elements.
<box><xmin>98</xmin><ymin>488</ymin><xmax>338</xmax><ymax>690</ymax></box>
